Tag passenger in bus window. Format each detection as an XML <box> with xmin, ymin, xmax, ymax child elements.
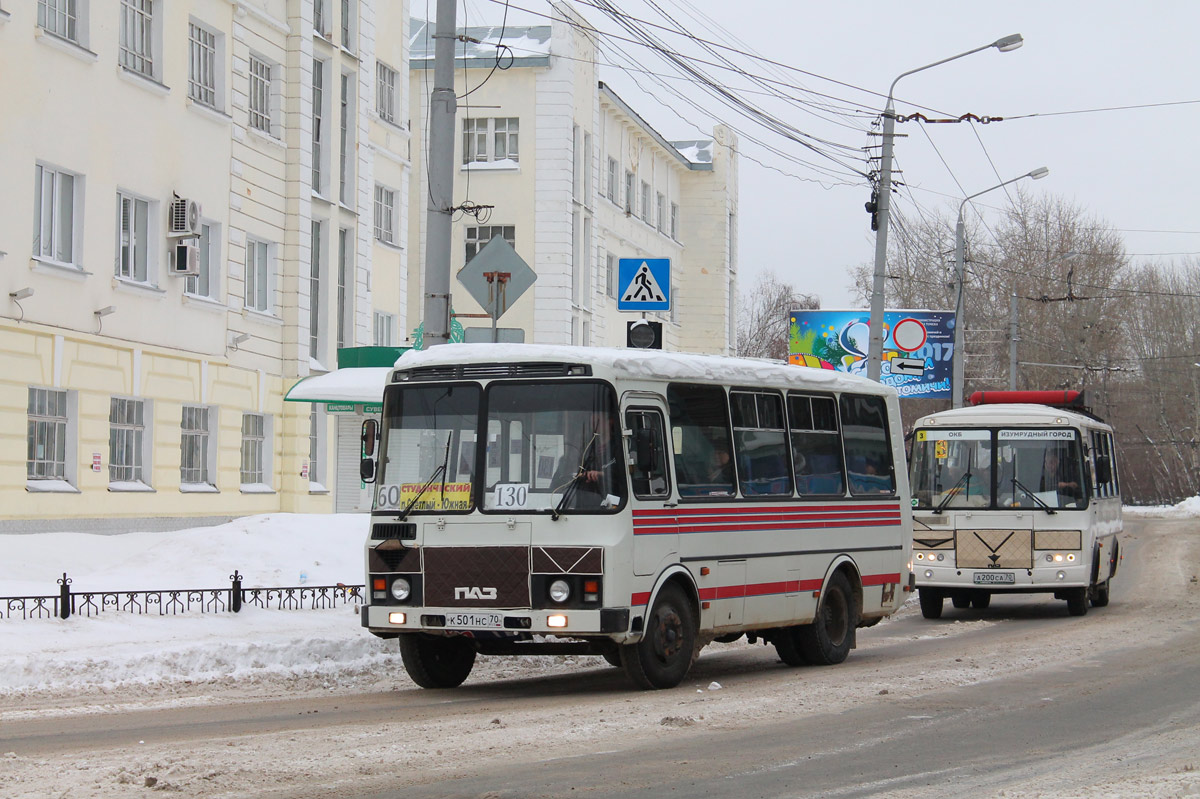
<box><xmin>1042</xmin><ymin>449</ymin><xmax>1081</xmax><ymax>503</ymax></box>
<box><xmin>707</xmin><ymin>448</ymin><xmax>734</xmax><ymax>484</ymax></box>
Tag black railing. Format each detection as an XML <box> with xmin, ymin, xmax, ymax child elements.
<box><xmin>0</xmin><ymin>571</ymin><xmax>364</xmax><ymax>621</ymax></box>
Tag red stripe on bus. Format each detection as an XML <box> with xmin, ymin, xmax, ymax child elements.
<box><xmin>633</xmin><ymin>518</ymin><xmax>901</xmax><ymax>536</ymax></box>
<box><xmin>633</xmin><ymin>504</ymin><xmax>899</xmax><ymax>518</ymax></box>
<box><xmin>861</xmin><ymin>572</ymin><xmax>902</xmax><ymax>586</ymax></box>
<box><xmin>632</xmin><ymin>510</ymin><xmax>902</xmax><ymax>526</ymax></box>
<box><xmin>631</xmin><ymin>574</ymin><xmax>895</xmax><ymax>607</ymax></box>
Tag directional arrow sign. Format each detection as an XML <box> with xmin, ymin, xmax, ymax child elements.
<box><xmin>890</xmin><ymin>357</ymin><xmax>926</xmax><ymax>376</ymax></box>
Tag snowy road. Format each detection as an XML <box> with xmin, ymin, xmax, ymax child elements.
<box><xmin>2</xmin><ymin>516</ymin><xmax>1199</xmax><ymax>798</ymax></box>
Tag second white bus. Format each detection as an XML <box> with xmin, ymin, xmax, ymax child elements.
<box><xmin>359</xmin><ymin>344</ymin><xmax>913</xmax><ymax>690</ymax></box>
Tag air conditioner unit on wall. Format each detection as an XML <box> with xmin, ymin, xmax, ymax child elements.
<box><xmin>170</xmin><ymin>240</ymin><xmax>200</xmax><ymax>276</ymax></box>
<box><xmin>169</xmin><ymin>198</ymin><xmax>202</xmax><ymax>238</ymax></box>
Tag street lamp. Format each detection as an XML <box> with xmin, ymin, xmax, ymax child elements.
<box><xmin>867</xmin><ymin>34</ymin><xmax>1025</xmax><ymax>382</ymax></box>
<box><xmin>952</xmin><ymin>166</ymin><xmax>1050</xmax><ymax>407</ymax></box>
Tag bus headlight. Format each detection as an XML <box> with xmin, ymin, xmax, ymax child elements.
<box><xmin>924</xmin><ymin>569</ymin><xmax>934</xmax><ymax>579</ymax></box>
<box><xmin>1067</xmin><ymin>553</ymin><xmax>1076</xmax><ymax>562</ymax></box>
<box><xmin>916</xmin><ymin>553</ymin><xmax>924</xmax><ymax>560</ymax></box>
<box><xmin>390</xmin><ymin>577</ymin><xmax>411</xmax><ymax>601</ymax></box>
<box><xmin>549</xmin><ymin>579</ymin><xmax>571</xmax><ymax>603</ymax></box>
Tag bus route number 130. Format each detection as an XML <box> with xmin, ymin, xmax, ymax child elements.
<box><xmin>493</xmin><ymin>483</ymin><xmax>530</xmax><ymax>509</ymax></box>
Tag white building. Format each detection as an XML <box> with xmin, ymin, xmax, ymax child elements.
<box><xmin>407</xmin><ymin>4</ymin><xmax>738</xmax><ymax>352</ymax></box>
<box><xmin>0</xmin><ymin>0</ymin><xmax>410</xmax><ymax>529</ymax></box>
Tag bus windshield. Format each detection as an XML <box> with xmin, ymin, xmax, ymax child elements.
<box><xmin>373</xmin><ymin>380</ymin><xmax>625</xmax><ymax>515</ymax></box>
<box><xmin>911</xmin><ymin>428</ymin><xmax>1085</xmax><ymax>510</ymax></box>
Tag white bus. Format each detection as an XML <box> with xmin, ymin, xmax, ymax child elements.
<box><xmin>359</xmin><ymin>344</ymin><xmax>913</xmax><ymax>690</ymax></box>
<box><xmin>909</xmin><ymin>390</ymin><xmax>1121</xmax><ymax>618</ymax></box>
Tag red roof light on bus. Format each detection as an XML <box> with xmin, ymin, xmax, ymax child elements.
<box><xmin>969</xmin><ymin>390</ymin><xmax>1084</xmax><ymax>408</ymax></box>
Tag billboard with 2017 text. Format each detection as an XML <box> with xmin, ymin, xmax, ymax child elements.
<box><xmin>788</xmin><ymin>309</ymin><xmax>955</xmax><ymax>399</ymax></box>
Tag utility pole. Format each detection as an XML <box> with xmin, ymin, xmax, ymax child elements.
<box><xmin>422</xmin><ymin>0</ymin><xmax>458</xmax><ymax>348</ymax></box>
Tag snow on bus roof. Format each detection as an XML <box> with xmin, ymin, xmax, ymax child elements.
<box><xmin>393</xmin><ymin>344</ymin><xmax>890</xmax><ymax>395</ymax></box>
<box><xmin>918</xmin><ymin>403</ymin><xmax>1110</xmax><ymax>429</ymax></box>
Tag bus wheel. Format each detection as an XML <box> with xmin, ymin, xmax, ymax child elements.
<box><xmin>1091</xmin><ymin>580</ymin><xmax>1111</xmax><ymax>608</ymax></box>
<box><xmin>601</xmin><ymin>648</ymin><xmax>623</xmax><ymax>668</ymax></box>
<box><xmin>971</xmin><ymin>592</ymin><xmax>991</xmax><ymax>609</ymax></box>
<box><xmin>951</xmin><ymin>592</ymin><xmax>971</xmax><ymax>609</ymax></box>
<box><xmin>796</xmin><ymin>572</ymin><xmax>857</xmax><ymax>666</ymax></box>
<box><xmin>1066</xmin><ymin>587</ymin><xmax>1089</xmax><ymax>617</ymax></box>
<box><xmin>398</xmin><ymin>634</ymin><xmax>477</xmax><ymax>688</ymax></box>
<box><xmin>773</xmin><ymin>627</ymin><xmax>809</xmax><ymax>667</ymax></box>
<box><xmin>621</xmin><ymin>583</ymin><xmax>697</xmax><ymax>689</ymax></box>
<box><xmin>919</xmin><ymin>588</ymin><xmax>944</xmax><ymax>619</ymax></box>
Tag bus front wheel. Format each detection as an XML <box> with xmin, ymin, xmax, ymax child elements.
<box><xmin>1066</xmin><ymin>587</ymin><xmax>1089</xmax><ymax>617</ymax></box>
<box><xmin>919</xmin><ymin>588</ymin><xmax>944</xmax><ymax>619</ymax></box>
<box><xmin>796</xmin><ymin>571</ymin><xmax>857</xmax><ymax>665</ymax></box>
<box><xmin>621</xmin><ymin>583</ymin><xmax>697</xmax><ymax>689</ymax></box>
<box><xmin>398</xmin><ymin>633</ymin><xmax>477</xmax><ymax>688</ymax></box>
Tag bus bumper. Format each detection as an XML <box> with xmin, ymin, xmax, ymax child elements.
<box><xmin>914</xmin><ymin>562</ymin><xmax>1091</xmax><ymax>591</ymax></box>
<box><xmin>361</xmin><ymin>604</ymin><xmax>630</xmax><ymax>637</ymax></box>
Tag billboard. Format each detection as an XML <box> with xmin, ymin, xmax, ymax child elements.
<box><xmin>788</xmin><ymin>309</ymin><xmax>955</xmax><ymax>399</ymax></box>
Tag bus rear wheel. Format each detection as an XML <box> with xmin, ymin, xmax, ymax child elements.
<box><xmin>398</xmin><ymin>633</ymin><xmax>477</xmax><ymax>688</ymax></box>
<box><xmin>621</xmin><ymin>583</ymin><xmax>697</xmax><ymax>689</ymax></box>
<box><xmin>1066</xmin><ymin>587</ymin><xmax>1089</xmax><ymax>617</ymax></box>
<box><xmin>796</xmin><ymin>572</ymin><xmax>857</xmax><ymax>665</ymax></box>
<box><xmin>951</xmin><ymin>592</ymin><xmax>971</xmax><ymax>609</ymax></box>
<box><xmin>919</xmin><ymin>588</ymin><xmax>944</xmax><ymax>619</ymax></box>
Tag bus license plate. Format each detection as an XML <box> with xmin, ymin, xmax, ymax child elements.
<box><xmin>974</xmin><ymin>572</ymin><xmax>1015</xmax><ymax>585</ymax></box>
<box><xmin>444</xmin><ymin>612</ymin><xmax>503</xmax><ymax>629</ymax></box>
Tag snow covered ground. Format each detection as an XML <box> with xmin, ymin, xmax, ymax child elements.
<box><xmin>2</xmin><ymin>502</ymin><xmax>1197</xmax><ymax>697</ymax></box>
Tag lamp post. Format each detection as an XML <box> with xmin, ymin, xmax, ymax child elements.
<box><xmin>952</xmin><ymin>166</ymin><xmax>1050</xmax><ymax>407</ymax></box>
<box><xmin>867</xmin><ymin>33</ymin><xmax>1024</xmax><ymax>382</ymax></box>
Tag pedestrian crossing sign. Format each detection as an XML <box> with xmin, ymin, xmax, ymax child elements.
<box><xmin>617</xmin><ymin>258</ymin><xmax>671</xmax><ymax>312</ymax></box>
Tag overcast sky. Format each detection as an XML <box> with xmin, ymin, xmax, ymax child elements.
<box><xmin>453</xmin><ymin>0</ymin><xmax>1199</xmax><ymax>307</ymax></box>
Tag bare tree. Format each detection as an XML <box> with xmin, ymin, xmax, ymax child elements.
<box><xmin>737</xmin><ymin>271</ymin><xmax>818</xmax><ymax>360</ymax></box>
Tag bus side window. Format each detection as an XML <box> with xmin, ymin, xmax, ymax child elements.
<box><xmin>839</xmin><ymin>393</ymin><xmax>896</xmax><ymax>496</ymax></box>
<box><xmin>788</xmin><ymin>394</ymin><xmax>845</xmax><ymax>496</ymax></box>
<box><xmin>626</xmin><ymin>409</ymin><xmax>670</xmax><ymax>499</ymax></box>
<box><xmin>667</xmin><ymin>383</ymin><xmax>736</xmax><ymax>498</ymax></box>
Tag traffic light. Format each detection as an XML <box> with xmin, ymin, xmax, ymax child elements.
<box><xmin>626</xmin><ymin>320</ymin><xmax>662</xmax><ymax>349</ymax></box>
<box><xmin>865</xmin><ymin>188</ymin><xmax>879</xmax><ymax>231</ymax></box>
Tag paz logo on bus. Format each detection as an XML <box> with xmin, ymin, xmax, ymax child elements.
<box><xmin>455</xmin><ymin>586</ymin><xmax>498</xmax><ymax>600</ymax></box>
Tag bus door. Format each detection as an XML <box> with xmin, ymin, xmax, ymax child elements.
<box><xmin>625</xmin><ymin>402</ymin><xmax>678</xmax><ymax>576</ymax></box>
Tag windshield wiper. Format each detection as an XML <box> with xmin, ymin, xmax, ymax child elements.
<box><xmin>398</xmin><ymin>432</ymin><xmax>453</xmax><ymax>521</ymax></box>
<box><xmin>933</xmin><ymin>470</ymin><xmax>972</xmax><ymax>514</ymax></box>
<box><xmin>551</xmin><ymin>433</ymin><xmax>597</xmax><ymax>521</ymax></box>
<box><xmin>1009</xmin><ymin>477</ymin><xmax>1057</xmax><ymax>514</ymax></box>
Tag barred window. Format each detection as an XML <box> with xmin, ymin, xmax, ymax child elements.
<box><xmin>241</xmin><ymin>413</ymin><xmax>265</xmax><ymax>485</ymax></box>
<box><xmin>119</xmin><ymin>0</ymin><xmax>155</xmax><ymax>77</ymax></box>
<box><xmin>606</xmin><ymin>157</ymin><xmax>618</xmax><ymax>203</ymax></box>
<box><xmin>465</xmin><ymin>225</ymin><xmax>515</xmax><ymax>261</ymax></box>
<box><xmin>656</xmin><ymin>192</ymin><xmax>666</xmax><ymax>233</ymax></box>
<box><xmin>373</xmin><ymin>312</ymin><xmax>394</xmax><ymax>346</ymax></box>
<box><xmin>28</xmin><ymin>388</ymin><xmax>68</xmax><ymax>480</ymax></box>
<box><xmin>248</xmin><ymin>56</ymin><xmax>273</xmax><ymax>133</ymax></box>
<box><xmin>188</xmin><ymin>22</ymin><xmax>217</xmax><ymax>107</ymax></box>
<box><xmin>373</xmin><ymin>185</ymin><xmax>395</xmax><ymax>244</ymax></box>
<box><xmin>640</xmin><ymin>181</ymin><xmax>651</xmax><ymax>224</ymax></box>
<box><xmin>376</xmin><ymin>61</ymin><xmax>397</xmax><ymax>123</ymax></box>
<box><xmin>109</xmin><ymin>397</ymin><xmax>145</xmax><ymax>484</ymax></box>
<box><xmin>671</xmin><ymin>203</ymin><xmax>679</xmax><ymax>240</ymax></box>
<box><xmin>180</xmin><ymin>406</ymin><xmax>211</xmax><ymax>485</ymax></box>
<box><xmin>38</xmin><ymin>0</ymin><xmax>78</xmax><ymax>42</ymax></box>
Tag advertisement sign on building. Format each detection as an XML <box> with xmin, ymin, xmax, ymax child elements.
<box><xmin>788</xmin><ymin>309</ymin><xmax>955</xmax><ymax>399</ymax></box>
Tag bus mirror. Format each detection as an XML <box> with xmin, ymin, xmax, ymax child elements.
<box><xmin>360</xmin><ymin>457</ymin><xmax>376</xmax><ymax>483</ymax></box>
<box><xmin>1095</xmin><ymin>455</ymin><xmax>1112</xmax><ymax>485</ymax></box>
<box><xmin>361</xmin><ymin>419</ymin><xmax>378</xmax><ymax>457</ymax></box>
<box><xmin>635</xmin><ymin>428</ymin><xmax>655</xmax><ymax>472</ymax></box>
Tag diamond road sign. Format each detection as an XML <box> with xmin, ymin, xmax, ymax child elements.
<box><xmin>456</xmin><ymin>236</ymin><xmax>536</xmax><ymax>320</ymax></box>
<box><xmin>617</xmin><ymin>258</ymin><xmax>671</xmax><ymax>312</ymax></box>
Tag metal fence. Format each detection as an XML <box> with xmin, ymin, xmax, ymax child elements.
<box><xmin>0</xmin><ymin>571</ymin><xmax>364</xmax><ymax>621</ymax></box>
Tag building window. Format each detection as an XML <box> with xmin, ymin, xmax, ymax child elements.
<box><xmin>656</xmin><ymin>192</ymin><xmax>666</xmax><ymax>233</ymax></box>
<box><xmin>33</xmin><ymin>164</ymin><xmax>79</xmax><ymax>265</ymax></box>
<box><xmin>245</xmin><ymin>238</ymin><xmax>271</xmax><ymax>312</ymax></box>
<box><xmin>27</xmin><ymin>388</ymin><xmax>68</xmax><ymax>481</ymax></box>
<box><xmin>308</xmin><ymin>406</ymin><xmax>325</xmax><ymax>489</ymax></box>
<box><xmin>462</xmin><ymin>117</ymin><xmax>519</xmax><ymax>164</ymax></box>
<box><xmin>583</xmin><ymin>133</ymin><xmax>593</xmax><ymax>199</ymax></box>
<box><xmin>376</xmin><ymin>61</ymin><xmax>397</xmax><ymax>124</ymax></box>
<box><xmin>624</xmin><ymin>170</ymin><xmax>634</xmax><ymax>215</ymax></box>
<box><xmin>38</xmin><ymin>0</ymin><xmax>80</xmax><ymax>43</ymax></box>
<box><xmin>606</xmin><ymin>252</ymin><xmax>618</xmax><ymax>299</ymax></box>
<box><xmin>312</xmin><ymin>58</ymin><xmax>325</xmax><ymax>194</ymax></box>
<box><xmin>310</xmin><ymin>220</ymin><xmax>323</xmax><ymax>362</ymax></box>
<box><xmin>116</xmin><ymin>191</ymin><xmax>151</xmax><ymax>283</ymax></box>
<box><xmin>240</xmin><ymin>413</ymin><xmax>265</xmax><ymax>485</ymax></box>
<box><xmin>339</xmin><ymin>72</ymin><xmax>353</xmax><ymax>204</ymax></box>
<box><xmin>337</xmin><ymin>228</ymin><xmax>351</xmax><ymax>350</ymax></box>
<box><xmin>118</xmin><ymin>0</ymin><xmax>155</xmax><ymax>78</ymax></box>
<box><xmin>640</xmin><ymin>181</ymin><xmax>651</xmax><ymax>224</ymax></box>
<box><xmin>248</xmin><ymin>55</ymin><xmax>273</xmax><ymax>134</ymax></box>
<box><xmin>187</xmin><ymin>21</ymin><xmax>217</xmax><ymax>108</ymax></box>
<box><xmin>671</xmin><ymin>203</ymin><xmax>679</xmax><ymax>240</ymax></box>
<box><xmin>180</xmin><ymin>405</ymin><xmax>213</xmax><ymax>486</ymax></box>
<box><xmin>109</xmin><ymin>397</ymin><xmax>146</xmax><ymax>485</ymax></box>
<box><xmin>313</xmin><ymin>0</ymin><xmax>327</xmax><ymax>36</ymax></box>
<box><xmin>373</xmin><ymin>184</ymin><xmax>395</xmax><ymax>244</ymax></box>
<box><xmin>606</xmin><ymin>157</ymin><xmax>618</xmax><ymax>203</ymax></box>
<box><xmin>185</xmin><ymin>222</ymin><xmax>218</xmax><ymax>299</ymax></box>
<box><xmin>373</xmin><ymin>312</ymin><xmax>395</xmax><ymax>346</ymax></box>
<box><xmin>340</xmin><ymin>0</ymin><xmax>355</xmax><ymax>49</ymax></box>
<box><xmin>466</xmin><ymin>225</ymin><xmax>514</xmax><ymax>261</ymax></box>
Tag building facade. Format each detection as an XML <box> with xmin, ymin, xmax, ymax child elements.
<box><xmin>0</xmin><ymin>0</ymin><xmax>410</xmax><ymax>530</ymax></box>
<box><xmin>407</xmin><ymin>4</ymin><xmax>738</xmax><ymax>352</ymax></box>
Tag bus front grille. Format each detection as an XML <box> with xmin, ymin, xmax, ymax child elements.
<box><xmin>956</xmin><ymin>529</ymin><xmax>1033</xmax><ymax>570</ymax></box>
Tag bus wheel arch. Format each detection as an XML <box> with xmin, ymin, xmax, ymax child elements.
<box><xmin>623</xmin><ymin>568</ymin><xmax>700</xmax><ymax>690</ymax></box>
<box><xmin>796</xmin><ymin>560</ymin><xmax>862</xmax><ymax>666</ymax></box>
